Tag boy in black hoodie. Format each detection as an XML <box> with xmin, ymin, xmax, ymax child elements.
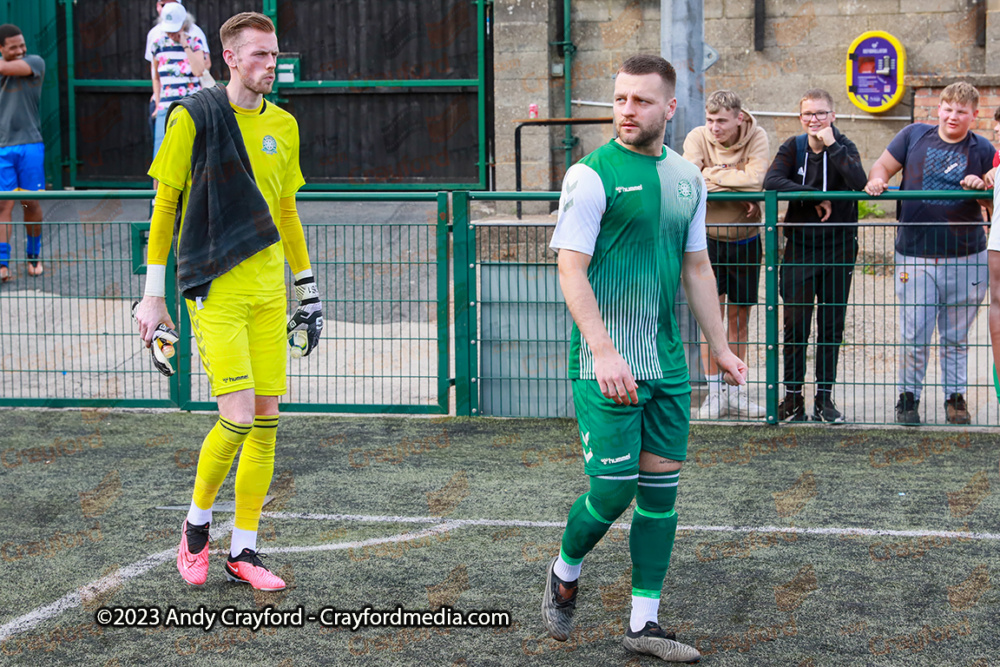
<box><xmin>764</xmin><ymin>89</ymin><xmax>867</xmax><ymax>423</ymax></box>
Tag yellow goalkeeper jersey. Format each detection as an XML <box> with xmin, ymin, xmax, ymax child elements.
<box><xmin>148</xmin><ymin>98</ymin><xmax>306</xmax><ymax>296</ymax></box>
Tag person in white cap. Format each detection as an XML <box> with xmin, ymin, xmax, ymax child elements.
<box><xmin>147</xmin><ymin>1</ymin><xmax>210</xmax><ymax>158</ymax></box>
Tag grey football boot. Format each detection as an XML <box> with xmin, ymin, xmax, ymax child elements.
<box><xmin>623</xmin><ymin>621</ymin><xmax>701</xmax><ymax>663</ymax></box>
<box><xmin>541</xmin><ymin>557</ymin><xmax>577</xmax><ymax>641</ymax></box>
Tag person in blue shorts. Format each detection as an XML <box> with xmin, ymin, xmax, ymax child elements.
<box><xmin>0</xmin><ymin>23</ymin><xmax>45</xmax><ymax>282</ymax></box>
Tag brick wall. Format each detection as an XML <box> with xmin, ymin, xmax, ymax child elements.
<box><xmin>491</xmin><ymin>0</ymin><xmax>1000</xmax><ymax>204</ymax></box>
<box><xmin>910</xmin><ymin>75</ymin><xmax>1000</xmax><ymax>143</ymax></box>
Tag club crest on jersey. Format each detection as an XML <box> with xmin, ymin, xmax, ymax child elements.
<box><xmin>899</xmin><ymin>271</ymin><xmax>909</xmax><ymax>283</ymax></box>
<box><xmin>677</xmin><ymin>180</ymin><xmax>694</xmax><ymax>199</ymax></box>
<box><xmin>262</xmin><ymin>135</ymin><xmax>278</xmax><ymax>155</ymax></box>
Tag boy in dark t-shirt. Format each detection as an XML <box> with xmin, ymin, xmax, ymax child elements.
<box><xmin>866</xmin><ymin>82</ymin><xmax>994</xmax><ymax>425</ymax></box>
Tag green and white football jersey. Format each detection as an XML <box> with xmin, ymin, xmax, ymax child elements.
<box><xmin>550</xmin><ymin>139</ymin><xmax>707</xmax><ymax>381</ymax></box>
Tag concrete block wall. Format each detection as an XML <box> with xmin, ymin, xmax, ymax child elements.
<box><xmin>492</xmin><ymin>0</ymin><xmax>1000</xmax><ymax>200</ymax></box>
<box><xmin>492</xmin><ymin>0</ymin><xmax>662</xmax><ymax>212</ymax></box>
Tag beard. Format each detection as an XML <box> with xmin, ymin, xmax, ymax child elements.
<box><xmin>616</xmin><ymin>119</ymin><xmax>665</xmax><ymax>150</ymax></box>
<box><xmin>241</xmin><ymin>72</ymin><xmax>273</xmax><ymax>95</ymax></box>
<box><xmin>233</xmin><ymin>59</ymin><xmax>274</xmax><ymax>95</ymax></box>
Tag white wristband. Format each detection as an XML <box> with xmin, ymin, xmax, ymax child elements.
<box><xmin>294</xmin><ymin>268</ymin><xmax>314</xmax><ymax>282</ymax></box>
<box><xmin>144</xmin><ymin>264</ymin><xmax>167</xmax><ymax>297</ymax></box>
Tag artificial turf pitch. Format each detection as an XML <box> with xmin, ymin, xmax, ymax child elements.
<box><xmin>0</xmin><ymin>409</ymin><xmax>997</xmax><ymax>665</ymax></box>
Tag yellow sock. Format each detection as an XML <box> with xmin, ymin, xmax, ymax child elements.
<box><xmin>191</xmin><ymin>417</ymin><xmax>252</xmax><ymax>511</ymax></box>
<box><xmin>234</xmin><ymin>415</ymin><xmax>278</xmax><ymax>531</ymax></box>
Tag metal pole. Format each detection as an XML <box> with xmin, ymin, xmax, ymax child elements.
<box><xmin>661</xmin><ymin>0</ymin><xmax>705</xmax><ymax>153</ymax></box>
<box><xmin>563</xmin><ymin>0</ymin><xmax>575</xmax><ymax>171</ymax></box>
<box><xmin>515</xmin><ymin>123</ymin><xmax>523</xmax><ymax>219</ymax></box>
<box><xmin>478</xmin><ymin>0</ymin><xmax>488</xmax><ymax>190</ymax></box>
<box><xmin>764</xmin><ymin>190</ymin><xmax>779</xmax><ymax>424</ymax></box>
<box><xmin>63</xmin><ymin>0</ymin><xmax>78</xmax><ymax>188</ymax></box>
<box><xmin>453</xmin><ymin>191</ymin><xmax>473</xmax><ymax>416</ymax></box>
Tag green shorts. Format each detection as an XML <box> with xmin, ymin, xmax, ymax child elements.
<box><xmin>572</xmin><ymin>378</ymin><xmax>691</xmax><ymax>476</ymax></box>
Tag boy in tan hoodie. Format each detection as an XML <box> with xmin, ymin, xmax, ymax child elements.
<box><xmin>683</xmin><ymin>90</ymin><xmax>769</xmax><ymax>419</ymax></box>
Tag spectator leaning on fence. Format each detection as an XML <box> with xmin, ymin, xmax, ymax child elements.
<box><xmin>543</xmin><ymin>54</ymin><xmax>747</xmax><ymax>663</ymax></box>
<box><xmin>865</xmin><ymin>81</ymin><xmax>994</xmax><ymax>426</ymax></box>
<box><xmin>682</xmin><ymin>89</ymin><xmax>768</xmax><ymax>420</ymax></box>
<box><xmin>763</xmin><ymin>88</ymin><xmax>868</xmax><ymax>424</ymax></box>
<box><xmin>146</xmin><ymin>0</ymin><xmax>211</xmax><ymax>143</ymax></box>
<box><xmin>0</xmin><ymin>23</ymin><xmax>45</xmax><ymax>283</ymax></box>
<box><xmin>150</xmin><ymin>3</ymin><xmax>206</xmax><ymax>159</ymax></box>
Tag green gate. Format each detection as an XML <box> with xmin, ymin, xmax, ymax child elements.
<box><xmin>59</xmin><ymin>0</ymin><xmax>490</xmax><ymax>190</ymax></box>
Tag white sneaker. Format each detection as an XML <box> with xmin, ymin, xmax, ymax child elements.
<box><xmin>727</xmin><ymin>385</ymin><xmax>765</xmax><ymax>418</ymax></box>
<box><xmin>697</xmin><ymin>390</ymin><xmax>728</xmax><ymax>419</ymax></box>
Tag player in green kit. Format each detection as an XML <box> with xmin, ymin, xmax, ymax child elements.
<box><xmin>543</xmin><ymin>54</ymin><xmax>748</xmax><ymax>662</ymax></box>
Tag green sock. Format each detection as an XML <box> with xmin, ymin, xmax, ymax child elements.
<box><xmin>630</xmin><ymin>469</ymin><xmax>679</xmax><ymax>596</ymax></box>
<box><xmin>560</xmin><ymin>473</ymin><xmax>637</xmax><ymax>561</ymax></box>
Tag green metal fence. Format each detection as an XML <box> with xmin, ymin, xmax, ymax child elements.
<box><xmin>0</xmin><ymin>191</ymin><xmax>450</xmax><ymax>414</ymax></box>
<box><xmin>2</xmin><ymin>188</ymin><xmax>997</xmax><ymax>426</ymax></box>
<box><xmin>455</xmin><ymin>189</ymin><xmax>1000</xmax><ymax>427</ymax></box>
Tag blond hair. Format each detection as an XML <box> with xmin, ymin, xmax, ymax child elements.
<box><xmin>705</xmin><ymin>90</ymin><xmax>742</xmax><ymax>115</ymax></box>
<box><xmin>220</xmin><ymin>12</ymin><xmax>274</xmax><ymax>51</ymax></box>
<box><xmin>799</xmin><ymin>88</ymin><xmax>835</xmax><ymax>113</ymax></box>
<box><xmin>940</xmin><ymin>82</ymin><xmax>979</xmax><ymax>108</ymax></box>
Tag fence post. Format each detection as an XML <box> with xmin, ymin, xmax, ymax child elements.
<box><xmin>436</xmin><ymin>192</ymin><xmax>451</xmax><ymax>412</ymax></box>
<box><xmin>166</xmin><ymin>251</ymin><xmax>185</xmax><ymax>408</ymax></box>
<box><xmin>764</xmin><ymin>190</ymin><xmax>779</xmax><ymax>424</ymax></box>
<box><xmin>453</xmin><ymin>191</ymin><xmax>477</xmax><ymax>415</ymax></box>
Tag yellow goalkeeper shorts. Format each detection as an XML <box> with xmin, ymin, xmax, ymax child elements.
<box><xmin>186</xmin><ymin>290</ymin><xmax>288</xmax><ymax>397</ymax></box>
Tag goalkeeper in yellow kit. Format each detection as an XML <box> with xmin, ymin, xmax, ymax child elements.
<box><xmin>133</xmin><ymin>12</ymin><xmax>320</xmax><ymax>591</ymax></box>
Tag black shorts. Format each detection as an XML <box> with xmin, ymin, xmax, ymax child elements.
<box><xmin>707</xmin><ymin>236</ymin><xmax>762</xmax><ymax>306</ymax></box>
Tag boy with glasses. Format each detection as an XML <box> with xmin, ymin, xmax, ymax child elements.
<box><xmin>764</xmin><ymin>89</ymin><xmax>867</xmax><ymax>422</ymax></box>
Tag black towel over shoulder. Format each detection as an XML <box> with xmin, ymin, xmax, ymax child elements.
<box><xmin>168</xmin><ymin>83</ymin><xmax>280</xmax><ymax>300</ymax></box>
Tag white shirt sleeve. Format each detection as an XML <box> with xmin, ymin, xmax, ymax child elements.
<box><xmin>684</xmin><ymin>178</ymin><xmax>708</xmax><ymax>253</ymax></box>
<box><xmin>549</xmin><ymin>163</ymin><xmax>606</xmax><ymax>256</ymax></box>
<box><xmin>191</xmin><ymin>25</ymin><xmax>210</xmax><ymax>54</ymax></box>
<box><xmin>145</xmin><ymin>27</ymin><xmax>158</xmax><ymax>62</ymax></box>
<box><xmin>990</xmin><ymin>187</ymin><xmax>1000</xmax><ymax>251</ymax></box>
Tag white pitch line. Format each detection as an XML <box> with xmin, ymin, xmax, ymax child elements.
<box><xmin>0</xmin><ymin>548</ymin><xmax>173</xmax><ymax>643</ymax></box>
<box><xmin>263</xmin><ymin>511</ymin><xmax>565</xmax><ymax>528</ymax></box>
<box><xmin>268</xmin><ymin>522</ymin><xmax>459</xmax><ymax>554</ymax></box>
<box><xmin>0</xmin><ymin>520</ymin><xmax>236</xmax><ymax>643</ymax></box>
<box><xmin>264</xmin><ymin>511</ymin><xmax>1000</xmax><ymax>542</ymax></box>
<box><xmin>0</xmin><ymin>520</ymin><xmax>459</xmax><ymax>643</ymax></box>
<box><xmin>681</xmin><ymin>524</ymin><xmax>1000</xmax><ymax>541</ymax></box>
<box><xmin>5</xmin><ymin>513</ymin><xmax>999</xmax><ymax>643</ymax></box>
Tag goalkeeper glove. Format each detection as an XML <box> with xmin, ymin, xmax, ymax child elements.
<box><xmin>131</xmin><ymin>300</ymin><xmax>179</xmax><ymax>377</ymax></box>
<box><xmin>287</xmin><ymin>271</ymin><xmax>323</xmax><ymax>358</ymax></box>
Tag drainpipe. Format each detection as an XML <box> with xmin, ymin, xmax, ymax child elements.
<box><xmin>553</xmin><ymin>0</ymin><xmax>576</xmax><ymax>171</ymax></box>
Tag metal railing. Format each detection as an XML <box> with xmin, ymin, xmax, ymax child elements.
<box><xmin>0</xmin><ymin>191</ymin><xmax>450</xmax><ymax>414</ymax></box>
<box><xmin>2</xmin><ymin>188</ymin><xmax>996</xmax><ymax>427</ymax></box>
<box><xmin>454</xmin><ymin>189</ymin><xmax>999</xmax><ymax>426</ymax></box>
